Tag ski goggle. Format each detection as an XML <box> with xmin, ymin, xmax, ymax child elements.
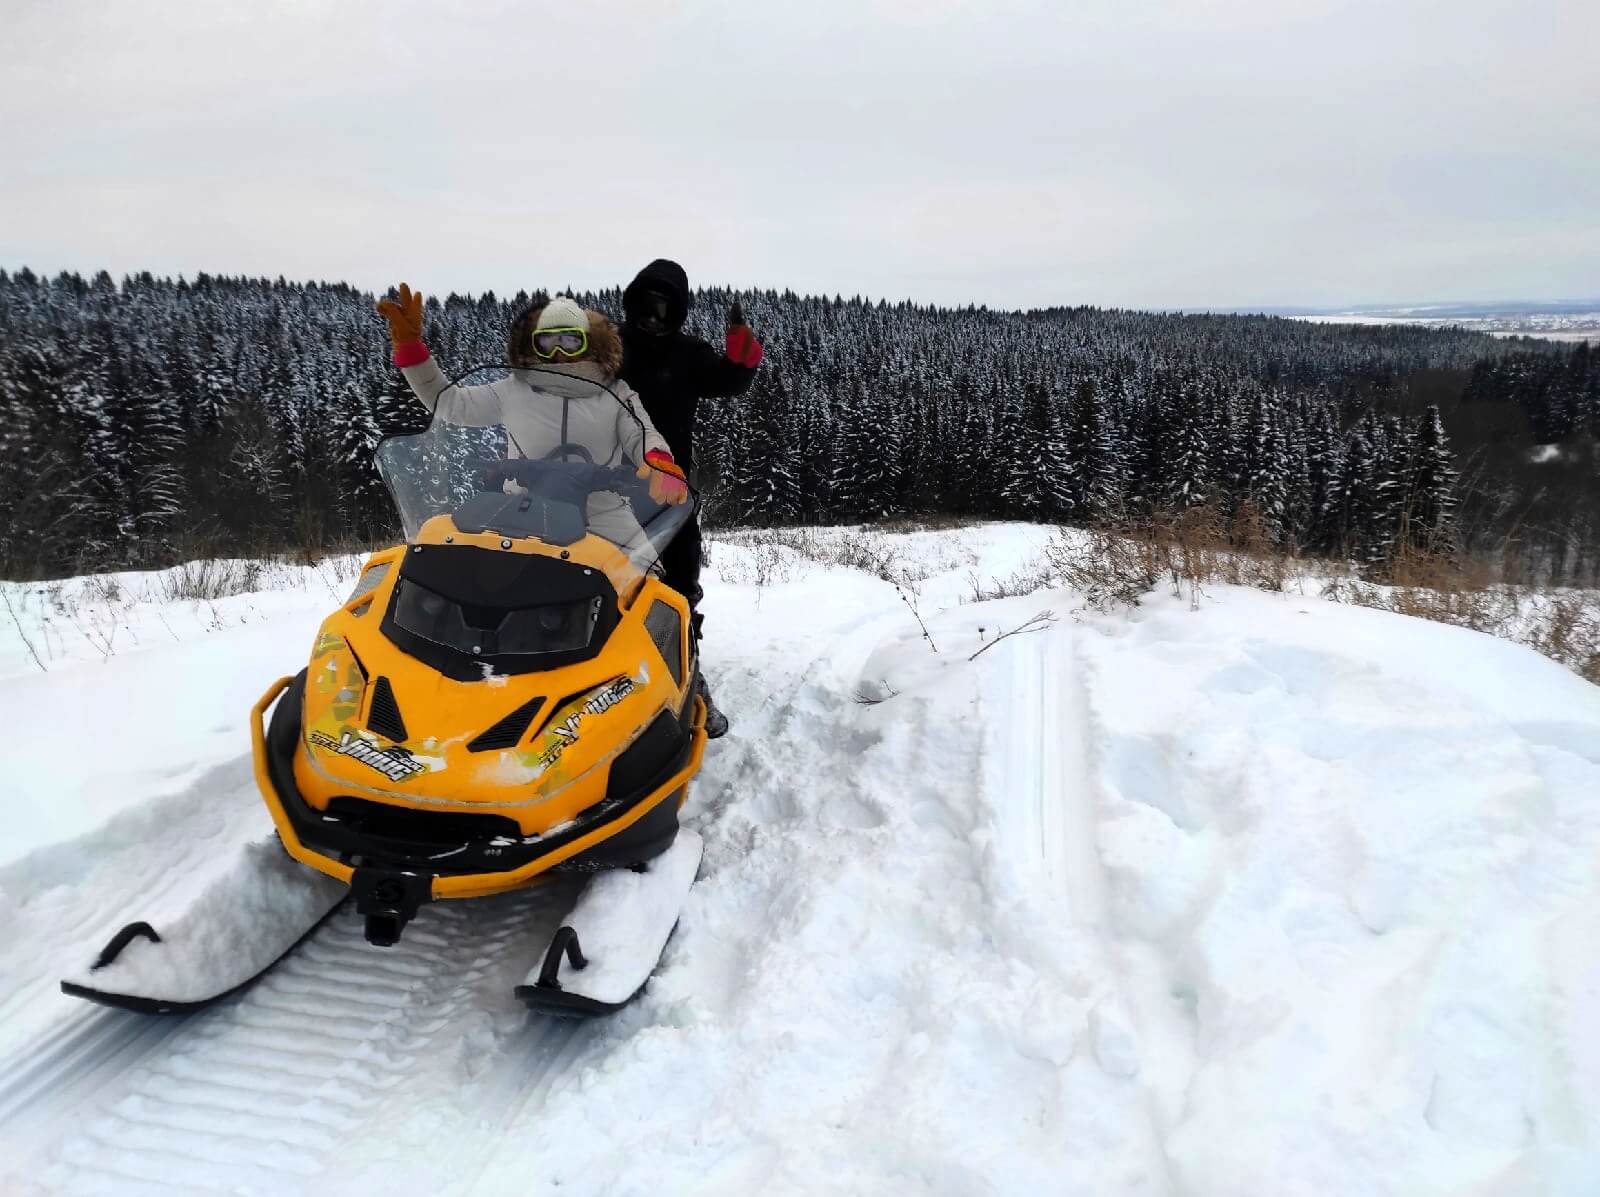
<box><xmin>631</xmin><ymin>290</ymin><xmax>674</xmax><ymax>335</ymax></box>
<box><xmin>531</xmin><ymin>327</ymin><xmax>588</xmax><ymax>359</ymax></box>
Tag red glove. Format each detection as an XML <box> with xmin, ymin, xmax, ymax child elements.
<box><xmin>725</xmin><ymin>302</ymin><xmax>763</xmax><ymax>369</ymax></box>
<box><xmin>639</xmin><ymin>449</ymin><xmax>689</xmax><ymax>506</ymax></box>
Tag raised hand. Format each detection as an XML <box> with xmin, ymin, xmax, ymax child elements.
<box><xmin>376</xmin><ymin>283</ymin><xmax>424</xmax><ymax>349</ymax></box>
<box><xmin>725</xmin><ymin>302</ymin><xmax>763</xmax><ymax>369</ymax></box>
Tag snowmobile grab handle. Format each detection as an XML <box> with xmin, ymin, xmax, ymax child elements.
<box><xmin>480</xmin><ymin>455</ymin><xmax>647</xmax><ymax>500</ymax></box>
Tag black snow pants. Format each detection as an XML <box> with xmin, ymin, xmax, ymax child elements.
<box><xmin>660</xmin><ymin>514</ymin><xmax>705</xmax><ymax>645</ymax></box>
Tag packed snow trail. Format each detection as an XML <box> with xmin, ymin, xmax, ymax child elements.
<box><xmin>2</xmin><ymin>525</ymin><xmax>1598</xmax><ymax>1195</ymax></box>
<box><xmin>5</xmin><ymin>878</ymin><xmax>586</xmax><ymax>1196</ymax></box>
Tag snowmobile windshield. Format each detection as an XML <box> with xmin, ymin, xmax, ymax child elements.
<box><xmin>374</xmin><ymin>365</ymin><xmax>695</xmax><ymax>578</ymax></box>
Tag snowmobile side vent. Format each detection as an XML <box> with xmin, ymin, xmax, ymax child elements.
<box><xmin>345</xmin><ymin>562</ymin><xmax>391</xmax><ymax>605</ymax></box>
<box><xmin>367</xmin><ymin>677</ymin><xmax>408</xmax><ymax>742</ymax></box>
<box><xmin>606</xmin><ymin>710</ymin><xmax>687</xmax><ymax>805</ymax></box>
<box><xmin>644</xmin><ymin>601</ymin><xmax>684</xmax><ymax>687</ymax></box>
<box><xmin>467</xmin><ymin>696</ymin><xmax>547</xmax><ymax>752</ymax></box>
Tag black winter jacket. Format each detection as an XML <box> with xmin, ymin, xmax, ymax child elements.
<box><xmin>619</xmin><ymin>259</ymin><xmax>757</xmax><ymax>477</ymax></box>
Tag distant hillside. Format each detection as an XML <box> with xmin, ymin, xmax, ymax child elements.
<box><xmin>0</xmin><ymin>267</ymin><xmax>1589</xmax><ymax>584</ymax></box>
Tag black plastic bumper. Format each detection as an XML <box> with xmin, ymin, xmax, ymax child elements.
<box><xmin>265</xmin><ymin>671</ymin><xmax>691</xmax><ymax>881</ymax></box>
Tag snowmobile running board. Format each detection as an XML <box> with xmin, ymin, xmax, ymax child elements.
<box><xmin>516</xmin><ymin>830</ymin><xmax>703</xmax><ymax>1018</ymax></box>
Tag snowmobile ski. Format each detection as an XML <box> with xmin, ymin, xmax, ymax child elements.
<box><xmin>517</xmin><ymin>829</ymin><xmax>703</xmax><ymax>1017</ymax></box>
<box><xmin>60</xmin><ymin>839</ymin><xmax>347</xmax><ymax>1014</ymax></box>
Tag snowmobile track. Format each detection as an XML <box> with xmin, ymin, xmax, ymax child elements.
<box><xmin>3</xmin><ymin>881</ymin><xmax>587</xmax><ymax>1197</ymax></box>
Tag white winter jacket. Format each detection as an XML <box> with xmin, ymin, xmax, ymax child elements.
<box><xmin>399</xmin><ymin>357</ymin><xmax>669</xmax><ymax>468</ymax></box>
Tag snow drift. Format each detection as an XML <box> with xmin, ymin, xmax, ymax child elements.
<box><xmin>1</xmin><ymin>524</ymin><xmax>1597</xmax><ymax>1196</ymax></box>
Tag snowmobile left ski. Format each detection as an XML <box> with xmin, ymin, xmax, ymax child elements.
<box><xmin>59</xmin><ymin>839</ymin><xmax>347</xmax><ymax>1014</ymax></box>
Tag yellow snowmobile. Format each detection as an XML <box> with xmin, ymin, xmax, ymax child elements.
<box><xmin>63</xmin><ymin>376</ymin><xmax>709</xmax><ymax>1017</ymax></box>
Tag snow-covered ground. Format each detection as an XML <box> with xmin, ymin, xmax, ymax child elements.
<box><xmin>2</xmin><ymin>524</ymin><xmax>1598</xmax><ymax>1196</ymax></box>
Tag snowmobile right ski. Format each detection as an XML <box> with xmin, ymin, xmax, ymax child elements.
<box><xmin>60</xmin><ymin>839</ymin><xmax>347</xmax><ymax>1014</ymax></box>
<box><xmin>516</xmin><ymin>829</ymin><xmax>703</xmax><ymax>1017</ymax></box>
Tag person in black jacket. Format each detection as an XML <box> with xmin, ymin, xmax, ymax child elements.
<box><xmin>619</xmin><ymin>259</ymin><xmax>763</xmax><ymax>739</ymax></box>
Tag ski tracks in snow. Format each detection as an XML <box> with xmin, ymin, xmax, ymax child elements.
<box><xmin>975</xmin><ymin>617</ymin><xmax>1181</xmax><ymax>1192</ymax></box>
<box><xmin>984</xmin><ymin>621</ymin><xmax>1106</xmax><ymax>921</ymax></box>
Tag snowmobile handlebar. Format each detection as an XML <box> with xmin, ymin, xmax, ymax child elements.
<box><xmin>478</xmin><ymin>456</ymin><xmax>641</xmax><ymax>497</ymax></box>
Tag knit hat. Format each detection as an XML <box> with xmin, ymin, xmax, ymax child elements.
<box><xmin>536</xmin><ymin>295</ymin><xmax>589</xmax><ymax>331</ymax></box>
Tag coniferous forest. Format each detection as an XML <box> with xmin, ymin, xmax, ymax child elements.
<box><xmin>1</xmin><ymin>267</ymin><xmax>1595</xmax><ymax>585</ymax></box>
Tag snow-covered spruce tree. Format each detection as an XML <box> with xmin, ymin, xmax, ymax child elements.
<box><xmin>830</xmin><ymin>377</ymin><xmax>902</xmax><ymax>521</ymax></box>
<box><xmin>1364</xmin><ymin>413</ymin><xmax>1412</xmax><ymax>566</ymax></box>
<box><xmin>1062</xmin><ymin>378</ymin><xmax>1123</xmax><ymax>521</ymax></box>
<box><xmin>1243</xmin><ymin>390</ymin><xmax>1291</xmax><ymax>540</ymax></box>
<box><xmin>1405</xmin><ymin>405</ymin><xmax>1458</xmax><ymax>556</ymax></box>
<box><xmin>707</xmin><ymin>393</ymin><xmax>760</xmax><ymax>526</ymax></box>
<box><xmin>0</xmin><ymin>345</ymin><xmax>99</xmax><ymax>575</ymax></box>
<box><xmin>790</xmin><ymin>374</ymin><xmax>834</xmax><ymax>523</ymax></box>
<box><xmin>735</xmin><ymin>369</ymin><xmax>804</xmax><ymax>526</ymax></box>
<box><xmin>897</xmin><ymin>385</ymin><xmax>946</xmax><ymax>515</ymax></box>
<box><xmin>333</xmin><ymin>377</ymin><xmax>390</xmax><ymax>542</ymax></box>
<box><xmin>1163</xmin><ymin>382</ymin><xmax>1214</xmax><ymax>510</ymax></box>
<box><xmin>1330</xmin><ymin>420</ymin><xmax>1376</xmax><ymax>560</ymax></box>
<box><xmin>950</xmin><ymin>381</ymin><xmax>999</xmax><ymax>516</ymax></box>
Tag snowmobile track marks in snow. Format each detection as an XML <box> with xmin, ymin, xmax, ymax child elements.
<box><xmin>9</xmin><ymin>884</ymin><xmax>585</xmax><ymax>1197</ymax></box>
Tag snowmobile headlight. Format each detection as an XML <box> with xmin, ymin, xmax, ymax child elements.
<box><xmin>391</xmin><ymin>580</ymin><xmax>600</xmax><ymax>657</ymax></box>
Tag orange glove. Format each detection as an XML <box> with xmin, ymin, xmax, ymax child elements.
<box><xmin>638</xmin><ymin>450</ymin><xmax>689</xmax><ymax>506</ymax></box>
<box><xmin>376</xmin><ymin>283</ymin><xmax>427</xmax><ymax>365</ymax></box>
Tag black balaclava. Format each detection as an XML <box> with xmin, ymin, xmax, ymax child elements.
<box><xmin>623</xmin><ymin>259</ymin><xmax>691</xmax><ymax>337</ymax></box>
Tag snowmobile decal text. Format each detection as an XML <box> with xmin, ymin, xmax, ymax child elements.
<box><xmin>309</xmin><ymin>730</ymin><xmax>426</xmax><ymax>782</ymax></box>
<box><xmin>535</xmin><ymin>677</ymin><xmax>636</xmax><ymax>768</ymax></box>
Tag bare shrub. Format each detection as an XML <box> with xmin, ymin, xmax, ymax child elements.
<box><xmin>1528</xmin><ymin>595</ymin><xmax>1600</xmax><ymax>684</ymax></box>
<box><xmin>963</xmin><ymin>561</ymin><xmax>1055</xmax><ymax>603</ymax></box>
<box><xmin>1047</xmin><ymin>524</ymin><xmax>1165</xmax><ymax>611</ymax></box>
<box><xmin>82</xmin><ymin>573</ymin><xmax>124</xmax><ymax>605</ymax></box>
<box><xmin>711</xmin><ymin>529</ymin><xmax>810</xmax><ymax>589</ymax></box>
<box><xmin>1048</xmin><ymin>504</ymin><xmax>1299</xmax><ymax>612</ymax></box>
<box><xmin>157</xmin><ymin>558</ymin><xmax>261</xmax><ymax>603</ymax></box>
<box><xmin>1318</xmin><ymin>542</ymin><xmax>1600</xmax><ymax>684</ymax></box>
<box><xmin>873</xmin><ymin>513</ymin><xmax>977</xmax><ymax>534</ymax></box>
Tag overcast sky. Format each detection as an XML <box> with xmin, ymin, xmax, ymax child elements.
<box><xmin>4</xmin><ymin>0</ymin><xmax>1597</xmax><ymax>311</ymax></box>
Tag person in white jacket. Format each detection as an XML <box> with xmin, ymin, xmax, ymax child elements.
<box><xmin>376</xmin><ymin>286</ymin><xmax>689</xmax><ymax>571</ymax></box>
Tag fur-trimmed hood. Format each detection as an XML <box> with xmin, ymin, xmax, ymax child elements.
<box><xmin>508</xmin><ymin>301</ymin><xmax>623</xmax><ymax>375</ymax></box>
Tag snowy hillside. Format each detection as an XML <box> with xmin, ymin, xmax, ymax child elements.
<box><xmin>2</xmin><ymin>524</ymin><xmax>1598</xmax><ymax>1196</ymax></box>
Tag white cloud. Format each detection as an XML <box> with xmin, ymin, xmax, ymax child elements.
<box><xmin>3</xmin><ymin>0</ymin><xmax>1596</xmax><ymax>308</ymax></box>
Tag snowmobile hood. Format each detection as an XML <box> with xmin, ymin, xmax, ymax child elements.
<box><xmin>623</xmin><ymin>259</ymin><xmax>691</xmax><ymax>330</ymax></box>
